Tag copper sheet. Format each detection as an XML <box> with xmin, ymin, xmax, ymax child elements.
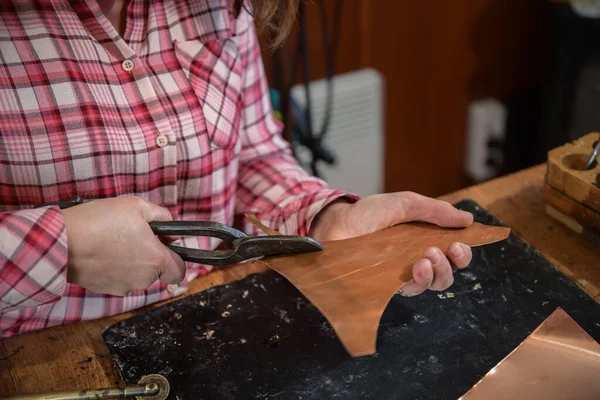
<box><xmin>459</xmin><ymin>307</ymin><xmax>600</xmax><ymax>400</ymax></box>
<box><xmin>246</xmin><ymin>215</ymin><xmax>510</xmax><ymax>357</ymax></box>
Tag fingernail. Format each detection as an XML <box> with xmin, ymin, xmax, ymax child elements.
<box><xmin>419</xmin><ymin>268</ymin><xmax>430</xmax><ymax>280</ymax></box>
<box><xmin>430</xmin><ymin>249</ymin><xmax>441</xmax><ymax>265</ymax></box>
<box><xmin>450</xmin><ymin>243</ymin><xmax>464</xmax><ymax>258</ymax></box>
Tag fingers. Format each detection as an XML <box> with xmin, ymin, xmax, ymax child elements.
<box><xmin>423</xmin><ymin>247</ymin><xmax>454</xmax><ymax>291</ymax></box>
<box><xmin>400</xmin><ymin>243</ymin><xmax>473</xmax><ymax>296</ymax></box>
<box><xmin>136</xmin><ymin>197</ymin><xmax>173</xmax><ymax>222</ymax></box>
<box><xmin>447</xmin><ymin>242</ymin><xmax>472</xmax><ymax>270</ymax></box>
<box><xmin>400</xmin><ymin>258</ymin><xmax>433</xmax><ymax>296</ymax></box>
<box><xmin>127</xmin><ymin>197</ymin><xmax>181</xmax><ymax>242</ymax></box>
<box><xmin>392</xmin><ymin>192</ymin><xmax>474</xmax><ymax>228</ymax></box>
<box><xmin>158</xmin><ymin>235</ymin><xmax>180</xmax><ymax>244</ymax></box>
<box><xmin>131</xmin><ymin>196</ymin><xmax>184</xmax><ymax>285</ymax></box>
<box><xmin>156</xmin><ymin>245</ymin><xmax>186</xmax><ymax>285</ymax></box>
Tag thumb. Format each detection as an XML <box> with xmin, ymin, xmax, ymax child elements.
<box><xmin>391</xmin><ymin>192</ymin><xmax>473</xmax><ymax>228</ymax></box>
<box><xmin>156</xmin><ymin>244</ymin><xmax>186</xmax><ymax>285</ymax></box>
<box><xmin>142</xmin><ymin>201</ymin><xmax>174</xmax><ymax>222</ymax></box>
<box><xmin>142</xmin><ymin>201</ymin><xmax>181</xmax><ymax>241</ymax></box>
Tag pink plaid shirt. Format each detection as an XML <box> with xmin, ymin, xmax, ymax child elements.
<box><xmin>0</xmin><ymin>0</ymin><xmax>351</xmax><ymax>338</ymax></box>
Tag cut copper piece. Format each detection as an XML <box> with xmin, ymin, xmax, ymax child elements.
<box><xmin>245</xmin><ymin>214</ymin><xmax>281</xmax><ymax>236</ymax></box>
<box><xmin>246</xmin><ymin>215</ymin><xmax>510</xmax><ymax>357</ymax></box>
<box><xmin>459</xmin><ymin>307</ymin><xmax>600</xmax><ymax>400</ymax></box>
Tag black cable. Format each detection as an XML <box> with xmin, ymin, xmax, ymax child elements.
<box><xmin>296</xmin><ymin>0</ymin><xmax>341</xmax><ymax>178</ymax></box>
<box><xmin>316</xmin><ymin>0</ymin><xmax>334</xmax><ymax>141</ymax></box>
<box><xmin>332</xmin><ymin>0</ymin><xmax>342</xmax><ymax>77</ymax></box>
<box><xmin>297</xmin><ymin>2</ymin><xmax>319</xmax><ymax>176</ymax></box>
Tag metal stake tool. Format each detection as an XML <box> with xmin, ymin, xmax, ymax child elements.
<box><xmin>0</xmin><ymin>374</ymin><xmax>169</xmax><ymax>400</ymax></box>
<box><xmin>585</xmin><ymin>140</ymin><xmax>600</xmax><ymax>170</ymax></box>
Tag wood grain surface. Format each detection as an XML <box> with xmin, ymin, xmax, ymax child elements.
<box><xmin>2</xmin><ymin>164</ymin><xmax>599</xmax><ymax>395</ymax></box>
<box><xmin>544</xmin><ymin>183</ymin><xmax>600</xmax><ymax>233</ymax></box>
<box><xmin>546</xmin><ymin>132</ymin><xmax>600</xmax><ymax>213</ymax></box>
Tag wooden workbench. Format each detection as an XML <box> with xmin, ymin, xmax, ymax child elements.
<box><xmin>1</xmin><ymin>164</ymin><xmax>599</xmax><ymax>395</ymax></box>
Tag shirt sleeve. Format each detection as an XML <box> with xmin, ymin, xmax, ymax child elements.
<box><xmin>0</xmin><ymin>206</ymin><xmax>68</xmax><ymax>312</ymax></box>
<box><xmin>233</xmin><ymin>13</ymin><xmax>359</xmax><ymax>236</ymax></box>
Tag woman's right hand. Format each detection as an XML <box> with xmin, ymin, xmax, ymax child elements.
<box><xmin>62</xmin><ymin>196</ymin><xmax>186</xmax><ymax>296</ymax></box>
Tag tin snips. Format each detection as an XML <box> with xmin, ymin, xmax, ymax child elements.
<box><xmin>35</xmin><ymin>196</ymin><xmax>323</xmax><ymax>266</ymax></box>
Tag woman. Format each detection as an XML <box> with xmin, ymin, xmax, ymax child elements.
<box><xmin>0</xmin><ymin>0</ymin><xmax>473</xmax><ymax>338</ymax></box>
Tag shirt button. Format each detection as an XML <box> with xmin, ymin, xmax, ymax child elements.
<box><xmin>155</xmin><ymin>134</ymin><xmax>168</xmax><ymax>148</ymax></box>
<box><xmin>121</xmin><ymin>59</ymin><xmax>134</xmax><ymax>72</ymax></box>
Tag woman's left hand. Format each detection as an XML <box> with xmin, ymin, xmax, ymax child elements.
<box><xmin>309</xmin><ymin>192</ymin><xmax>474</xmax><ymax>296</ymax></box>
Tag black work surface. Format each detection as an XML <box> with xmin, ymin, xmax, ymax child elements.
<box><xmin>103</xmin><ymin>199</ymin><xmax>600</xmax><ymax>400</ymax></box>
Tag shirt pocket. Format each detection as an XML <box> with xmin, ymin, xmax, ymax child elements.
<box><xmin>174</xmin><ymin>38</ymin><xmax>243</xmax><ymax>150</ymax></box>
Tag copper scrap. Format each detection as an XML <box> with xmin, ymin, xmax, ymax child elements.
<box><xmin>459</xmin><ymin>307</ymin><xmax>600</xmax><ymax>400</ymax></box>
<box><xmin>245</xmin><ymin>214</ymin><xmax>281</xmax><ymax>236</ymax></box>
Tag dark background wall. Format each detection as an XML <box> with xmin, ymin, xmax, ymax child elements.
<box><xmin>259</xmin><ymin>0</ymin><xmax>552</xmax><ymax>197</ymax></box>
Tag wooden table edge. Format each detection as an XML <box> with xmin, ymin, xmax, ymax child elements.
<box><xmin>2</xmin><ymin>163</ymin><xmax>599</xmax><ymax>394</ymax></box>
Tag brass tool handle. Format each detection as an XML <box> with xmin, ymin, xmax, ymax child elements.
<box><xmin>1</xmin><ymin>374</ymin><xmax>168</xmax><ymax>400</ymax></box>
<box><xmin>0</xmin><ymin>384</ymin><xmax>154</xmax><ymax>400</ymax></box>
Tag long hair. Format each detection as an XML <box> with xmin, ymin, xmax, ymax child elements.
<box><xmin>232</xmin><ymin>0</ymin><xmax>300</xmax><ymax>49</ymax></box>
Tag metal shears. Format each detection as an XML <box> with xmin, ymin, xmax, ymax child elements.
<box><xmin>35</xmin><ymin>196</ymin><xmax>323</xmax><ymax>266</ymax></box>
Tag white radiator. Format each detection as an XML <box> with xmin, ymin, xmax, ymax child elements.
<box><xmin>290</xmin><ymin>68</ymin><xmax>385</xmax><ymax>197</ymax></box>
